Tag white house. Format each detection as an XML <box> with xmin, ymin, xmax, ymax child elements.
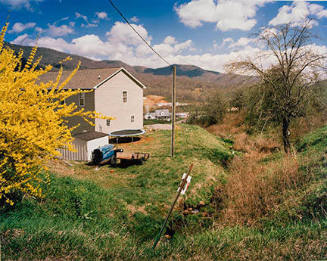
<box><xmin>40</xmin><ymin>67</ymin><xmax>146</xmax><ymax>161</ymax></box>
<box><xmin>144</xmin><ymin>112</ymin><xmax>156</xmax><ymax>120</ymax></box>
<box><xmin>41</xmin><ymin>67</ymin><xmax>146</xmax><ymax>135</ymax></box>
<box><xmin>155</xmin><ymin>109</ymin><xmax>170</xmax><ymax>120</ymax></box>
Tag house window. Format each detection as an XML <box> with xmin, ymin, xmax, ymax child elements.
<box><xmin>106</xmin><ymin>119</ymin><xmax>111</xmax><ymax>126</ymax></box>
<box><xmin>123</xmin><ymin>91</ymin><xmax>127</xmax><ymax>103</ymax></box>
<box><xmin>131</xmin><ymin>115</ymin><xmax>135</xmax><ymax>123</ymax></box>
<box><xmin>79</xmin><ymin>93</ymin><xmax>85</xmax><ymax>106</ymax></box>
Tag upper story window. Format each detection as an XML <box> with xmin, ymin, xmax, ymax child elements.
<box><xmin>106</xmin><ymin>119</ymin><xmax>111</xmax><ymax>126</ymax></box>
<box><xmin>79</xmin><ymin>93</ymin><xmax>85</xmax><ymax>106</ymax></box>
<box><xmin>131</xmin><ymin>115</ymin><xmax>135</xmax><ymax>123</ymax></box>
<box><xmin>123</xmin><ymin>91</ymin><xmax>127</xmax><ymax>103</ymax></box>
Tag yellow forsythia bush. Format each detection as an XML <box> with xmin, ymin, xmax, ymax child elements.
<box><xmin>0</xmin><ymin>23</ymin><xmax>112</xmax><ymax>208</ymax></box>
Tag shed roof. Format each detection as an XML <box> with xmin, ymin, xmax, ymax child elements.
<box><xmin>38</xmin><ymin>67</ymin><xmax>146</xmax><ymax>90</ymax></box>
<box><xmin>74</xmin><ymin>131</ymin><xmax>108</xmax><ymax>141</ymax></box>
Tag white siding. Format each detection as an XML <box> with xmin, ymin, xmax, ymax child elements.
<box><xmin>86</xmin><ymin>136</ymin><xmax>109</xmax><ymax>161</ymax></box>
<box><xmin>94</xmin><ymin>71</ymin><xmax>143</xmax><ymax>134</ymax></box>
<box><xmin>58</xmin><ymin>136</ymin><xmax>108</xmax><ymax>161</ymax></box>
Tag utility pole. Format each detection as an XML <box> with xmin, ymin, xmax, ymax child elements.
<box><xmin>171</xmin><ymin>65</ymin><xmax>176</xmax><ymax>157</ymax></box>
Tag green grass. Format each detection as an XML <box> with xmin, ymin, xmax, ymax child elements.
<box><xmin>1</xmin><ymin>124</ymin><xmax>326</xmax><ymax>260</ymax></box>
<box><xmin>296</xmin><ymin>125</ymin><xmax>327</xmax><ymax>152</ymax></box>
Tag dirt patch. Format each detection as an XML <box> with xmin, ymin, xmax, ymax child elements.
<box><xmin>126</xmin><ymin>204</ymin><xmax>148</xmax><ymax>215</ymax></box>
<box><xmin>48</xmin><ymin>160</ymin><xmax>74</xmax><ymax>177</ymax></box>
<box><xmin>145</xmin><ymin>124</ymin><xmax>172</xmax><ymax>130</ymax></box>
<box><xmin>144</xmin><ymin>95</ymin><xmax>168</xmax><ymax>111</ymax></box>
<box><xmin>145</xmin><ymin>124</ymin><xmax>182</xmax><ymax>131</ymax></box>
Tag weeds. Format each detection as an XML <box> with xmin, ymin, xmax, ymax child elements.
<box><xmin>1</xmin><ymin>122</ymin><xmax>326</xmax><ymax>260</ymax></box>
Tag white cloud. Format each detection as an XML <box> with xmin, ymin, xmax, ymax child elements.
<box><xmin>10</xmin><ymin>21</ymin><xmax>327</xmax><ymax>75</ymax></box>
<box><xmin>96</xmin><ymin>11</ymin><xmax>108</xmax><ymax>20</ymax></box>
<box><xmin>35</xmin><ymin>27</ymin><xmax>43</xmax><ymax>33</ymax></box>
<box><xmin>175</xmin><ymin>0</ymin><xmax>272</xmax><ymax>31</ymax></box>
<box><xmin>11</xmin><ymin>33</ymin><xmax>32</xmax><ymax>45</ymax></box>
<box><xmin>269</xmin><ymin>1</ymin><xmax>327</xmax><ymax>27</ymax></box>
<box><xmin>130</xmin><ymin>16</ymin><xmax>139</xmax><ymax>23</ymax></box>
<box><xmin>81</xmin><ymin>23</ymin><xmax>98</xmax><ymax>28</ymax></box>
<box><xmin>48</xmin><ymin>24</ymin><xmax>74</xmax><ymax>37</ymax></box>
<box><xmin>163</xmin><ymin>36</ymin><xmax>177</xmax><ymax>45</ymax></box>
<box><xmin>10</xmin><ymin>22</ymin><xmax>193</xmax><ymax>67</ymax></box>
<box><xmin>75</xmin><ymin>12</ymin><xmax>88</xmax><ymax>23</ymax></box>
<box><xmin>152</xmin><ymin>38</ymin><xmax>192</xmax><ymax>57</ymax></box>
<box><xmin>105</xmin><ymin>22</ymin><xmax>152</xmax><ymax>46</ymax></box>
<box><xmin>0</xmin><ymin>0</ymin><xmax>42</xmax><ymax>10</ymax></box>
<box><xmin>76</xmin><ymin>11</ymin><xmax>98</xmax><ymax>28</ymax></box>
<box><xmin>9</xmin><ymin>22</ymin><xmax>36</xmax><ymax>33</ymax></box>
<box><xmin>229</xmin><ymin>37</ymin><xmax>256</xmax><ymax>48</ymax></box>
<box><xmin>223</xmin><ymin>38</ymin><xmax>233</xmax><ymax>45</ymax></box>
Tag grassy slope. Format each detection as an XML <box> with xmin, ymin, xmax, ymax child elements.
<box><xmin>1</xmin><ymin>124</ymin><xmax>326</xmax><ymax>260</ymax></box>
<box><xmin>0</xmin><ymin>125</ymin><xmax>233</xmax><ymax>260</ymax></box>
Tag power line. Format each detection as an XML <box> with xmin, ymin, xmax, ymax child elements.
<box><xmin>108</xmin><ymin>0</ymin><xmax>171</xmax><ymax>66</ymax></box>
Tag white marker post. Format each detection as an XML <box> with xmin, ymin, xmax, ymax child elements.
<box><xmin>177</xmin><ymin>173</ymin><xmax>192</xmax><ymax>195</ymax></box>
<box><xmin>153</xmin><ymin>164</ymin><xmax>193</xmax><ymax>249</ymax></box>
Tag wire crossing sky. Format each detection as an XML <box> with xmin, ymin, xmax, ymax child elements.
<box><xmin>1</xmin><ymin>0</ymin><xmax>327</xmax><ymax>72</ymax></box>
<box><xmin>108</xmin><ymin>0</ymin><xmax>171</xmax><ymax>66</ymax></box>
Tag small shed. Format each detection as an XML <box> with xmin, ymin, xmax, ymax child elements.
<box><xmin>58</xmin><ymin>131</ymin><xmax>109</xmax><ymax>161</ymax></box>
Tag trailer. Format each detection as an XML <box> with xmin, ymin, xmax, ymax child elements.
<box><xmin>92</xmin><ymin>144</ymin><xmax>149</xmax><ymax>166</ymax></box>
<box><xmin>116</xmin><ymin>151</ymin><xmax>150</xmax><ymax>165</ymax></box>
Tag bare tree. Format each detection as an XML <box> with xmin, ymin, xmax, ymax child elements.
<box><xmin>226</xmin><ymin>21</ymin><xmax>326</xmax><ymax>153</ymax></box>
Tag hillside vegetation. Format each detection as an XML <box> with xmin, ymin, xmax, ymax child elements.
<box><xmin>1</xmin><ymin>123</ymin><xmax>326</xmax><ymax>260</ymax></box>
<box><xmin>0</xmin><ymin>125</ymin><xmax>233</xmax><ymax>260</ymax></box>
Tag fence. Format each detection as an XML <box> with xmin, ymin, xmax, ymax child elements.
<box><xmin>57</xmin><ymin>142</ymin><xmax>88</xmax><ymax>161</ymax></box>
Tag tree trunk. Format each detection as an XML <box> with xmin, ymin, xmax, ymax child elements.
<box><xmin>282</xmin><ymin>117</ymin><xmax>291</xmax><ymax>153</ymax></box>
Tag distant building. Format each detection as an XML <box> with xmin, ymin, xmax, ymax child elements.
<box><xmin>176</xmin><ymin>112</ymin><xmax>189</xmax><ymax>119</ymax></box>
<box><xmin>155</xmin><ymin>109</ymin><xmax>170</xmax><ymax>120</ymax></box>
<box><xmin>144</xmin><ymin>112</ymin><xmax>156</xmax><ymax>120</ymax></box>
<box><xmin>156</xmin><ymin>102</ymin><xmax>189</xmax><ymax>107</ymax></box>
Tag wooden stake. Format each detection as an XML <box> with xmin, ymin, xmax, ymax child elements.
<box><xmin>152</xmin><ymin>163</ymin><xmax>194</xmax><ymax>250</ymax></box>
<box><xmin>171</xmin><ymin>65</ymin><xmax>176</xmax><ymax>157</ymax></box>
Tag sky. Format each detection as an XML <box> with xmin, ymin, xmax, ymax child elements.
<box><xmin>1</xmin><ymin>0</ymin><xmax>327</xmax><ymax>72</ymax></box>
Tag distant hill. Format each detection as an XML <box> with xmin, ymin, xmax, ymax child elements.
<box><xmin>5</xmin><ymin>42</ymin><xmax>111</xmax><ymax>71</ymax></box>
<box><xmin>143</xmin><ymin>64</ymin><xmax>220</xmax><ymax>78</ymax></box>
<box><xmin>6</xmin><ymin>42</ymin><xmax>256</xmax><ymax>101</ymax></box>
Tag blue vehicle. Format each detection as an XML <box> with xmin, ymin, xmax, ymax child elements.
<box><xmin>92</xmin><ymin>144</ymin><xmax>123</xmax><ymax>166</ymax></box>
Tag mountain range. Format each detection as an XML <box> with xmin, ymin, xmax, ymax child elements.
<box><xmin>5</xmin><ymin>42</ymin><xmax>256</xmax><ymax>101</ymax></box>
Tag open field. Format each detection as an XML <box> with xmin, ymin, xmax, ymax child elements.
<box><xmin>1</xmin><ymin>124</ymin><xmax>326</xmax><ymax>260</ymax></box>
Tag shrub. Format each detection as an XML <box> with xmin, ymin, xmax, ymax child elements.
<box><xmin>187</xmin><ymin>92</ymin><xmax>226</xmax><ymax>127</ymax></box>
<box><xmin>0</xmin><ymin>23</ymin><xmax>111</xmax><ymax>209</ymax></box>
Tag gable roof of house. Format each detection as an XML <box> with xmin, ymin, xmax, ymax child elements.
<box><xmin>38</xmin><ymin>67</ymin><xmax>146</xmax><ymax>90</ymax></box>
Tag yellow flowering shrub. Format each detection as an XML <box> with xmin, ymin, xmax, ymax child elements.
<box><xmin>0</xmin><ymin>23</ymin><xmax>112</xmax><ymax>208</ymax></box>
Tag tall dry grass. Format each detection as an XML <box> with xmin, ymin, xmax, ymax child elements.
<box><xmin>209</xmin><ymin>111</ymin><xmax>320</xmax><ymax>226</ymax></box>
<box><xmin>207</xmin><ymin>111</ymin><xmax>246</xmax><ymax>137</ymax></box>
<box><xmin>220</xmin><ymin>155</ymin><xmax>313</xmax><ymax>226</ymax></box>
